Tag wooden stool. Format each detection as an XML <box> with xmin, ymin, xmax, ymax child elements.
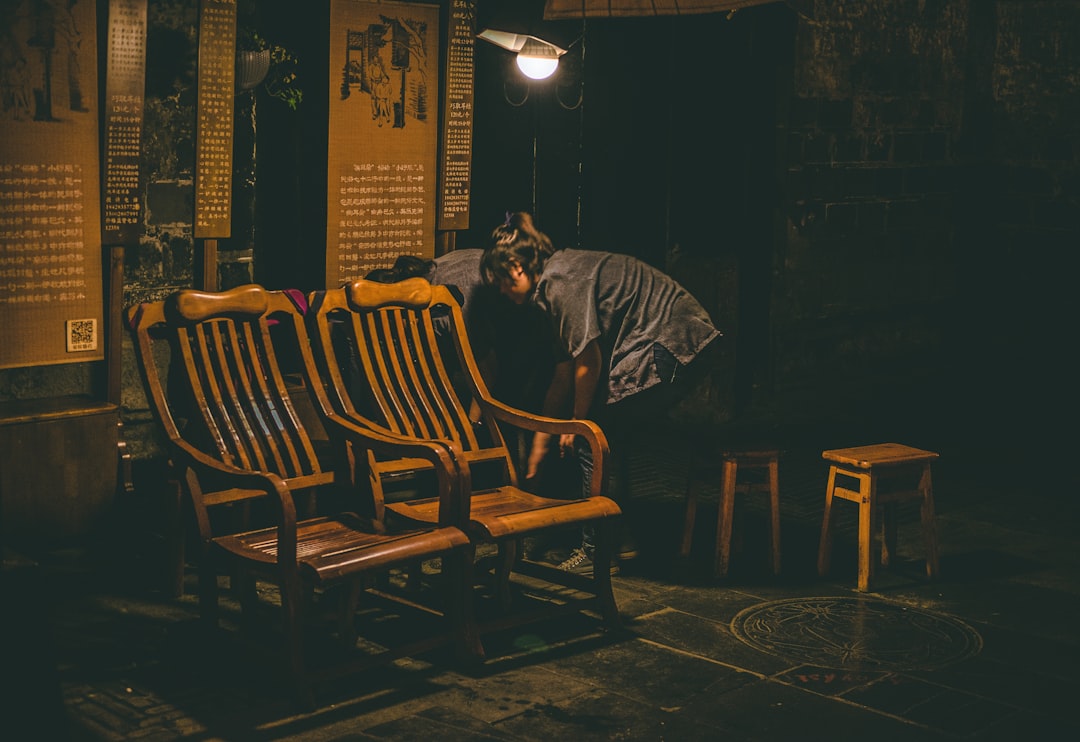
<box><xmin>681</xmin><ymin>449</ymin><xmax>781</xmax><ymax>578</ymax></box>
<box><xmin>817</xmin><ymin>443</ymin><xmax>940</xmax><ymax>592</ymax></box>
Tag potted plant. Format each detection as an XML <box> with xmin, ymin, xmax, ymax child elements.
<box><xmin>237</xmin><ymin>29</ymin><xmax>303</xmax><ymax>110</ymax></box>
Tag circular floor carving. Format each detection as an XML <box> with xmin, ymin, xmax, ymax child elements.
<box><xmin>731</xmin><ymin>596</ymin><xmax>982</xmax><ymax>671</ymax></box>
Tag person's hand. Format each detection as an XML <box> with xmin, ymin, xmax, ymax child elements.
<box><xmin>558</xmin><ymin>433</ymin><xmax>576</xmax><ymax>457</ymax></box>
<box><xmin>468</xmin><ymin>398</ymin><xmax>483</xmax><ymax>425</ymax></box>
<box><xmin>526</xmin><ymin>432</ymin><xmax>553</xmax><ymax>479</ymax></box>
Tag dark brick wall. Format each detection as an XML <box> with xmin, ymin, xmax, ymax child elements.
<box><xmin>770</xmin><ymin>1</ymin><xmax>971</xmax><ymax>429</ymax></box>
<box><xmin>974</xmin><ymin>1</ymin><xmax>1080</xmax><ymax>438</ymax></box>
<box><xmin>765</xmin><ymin>0</ymin><xmax>1079</xmax><ymax>448</ymax></box>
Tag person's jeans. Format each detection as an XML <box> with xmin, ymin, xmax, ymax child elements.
<box><xmin>573</xmin><ymin>339</ymin><xmax>721</xmax><ymax>555</ymax></box>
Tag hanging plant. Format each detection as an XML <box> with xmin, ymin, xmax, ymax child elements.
<box><xmin>237</xmin><ymin>29</ymin><xmax>304</xmax><ymax>110</ymax></box>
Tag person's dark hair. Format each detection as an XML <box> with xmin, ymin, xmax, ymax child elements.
<box><xmin>364</xmin><ymin>254</ymin><xmax>434</xmax><ymax>283</ymax></box>
<box><xmin>363</xmin><ymin>267</ymin><xmax>398</xmax><ymax>283</ymax></box>
<box><xmin>391</xmin><ymin>254</ymin><xmax>434</xmax><ymax>279</ymax></box>
<box><xmin>481</xmin><ymin>211</ymin><xmax>555</xmax><ymax>285</ymax></box>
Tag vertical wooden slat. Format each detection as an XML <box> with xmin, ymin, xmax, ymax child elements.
<box><xmin>315</xmin><ymin>306</ymin><xmax>361</xmax><ymax>419</ymax></box>
<box><xmin>351</xmin><ymin>312</ymin><xmax>395</xmax><ymax>429</ymax></box>
<box><xmin>362</xmin><ymin>308</ymin><xmax>412</xmax><ymax>436</ymax></box>
<box><xmin>251</xmin><ymin>317</ymin><xmax>322</xmax><ymax>478</ymax></box>
<box><xmin>191</xmin><ymin>321</ymin><xmax>249</xmax><ymax>466</ymax></box>
<box><xmin>385</xmin><ymin>309</ymin><xmax>438</xmax><ymax>439</ymax></box>
<box><xmin>407</xmin><ymin>307</ymin><xmax>476</xmax><ymax>448</ymax></box>
<box><xmin>177</xmin><ymin>325</ymin><xmax>230</xmax><ymax>465</ymax></box>
<box><xmin>218</xmin><ymin>319</ymin><xmax>277</xmax><ymax>473</ymax></box>
<box><xmin>425</xmin><ymin>308</ymin><xmax>479</xmax><ymax>448</ymax></box>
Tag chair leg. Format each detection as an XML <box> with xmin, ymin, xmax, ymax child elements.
<box><xmin>236</xmin><ymin>571</ymin><xmax>260</xmax><ymax>632</ymax></box>
<box><xmin>593</xmin><ymin>519</ymin><xmax>620</xmax><ymax>630</ymax></box>
<box><xmin>337</xmin><ymin>579</ymin><xmax>363</xmax><ymax>646</ymax></box>
<box><xmin>445</xmin><ymin>546</ymin><xmax>485</xmax><ymax>662</ymax></box>
<box><xmin>495</xmin><ymin>540</ymin><xmax>516</xmax><ymax>611</ymax></box>
<box><xmin>714</xmin><ymin>459</ymin><xmax>737</xmax><ymax>578</ymax></box>
<box><xmin>279</xmin><ymin>574</ymin><xmax>315</xmax><ymax>711</ymax></box>
<box><xmin>767</xmin><ymin>458</ymin><xmax>782</xmax><ymax>575</ymax></box>
<box><xmin>817</xmin><ymin>466</ymin><xmax>838</xmax><ymax>576</ymax></box>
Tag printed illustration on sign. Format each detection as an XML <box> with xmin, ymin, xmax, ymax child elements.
<box><xmin>339</xmin><ymin>14</ymin><xmax>430</xmax><ymax>129</ymax></box>
<box><xmin>2</xmin><ymin>0</ymin><xmax>90</xmax><ymax>122</ymax></box>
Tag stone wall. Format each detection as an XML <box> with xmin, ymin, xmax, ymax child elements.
<box><xmin>761</xmin><ymin>0</ymin><xmax>1080</xmax><ymax>445</ymax></box>
<box><xmin>974</xmin><ymin>1</ymin><xmax>1080</xmax><ymax>440</ymax></box>
<box><xmin>770</xmin><ymin>0</ymin><xmax>969</xmax><ymax>428</ymax></box>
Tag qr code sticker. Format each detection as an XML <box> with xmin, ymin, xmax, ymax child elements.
<box><xmin>66</xmin><ymin>318</ymin><xmax>98</xmax><ymax>352</ymax></box>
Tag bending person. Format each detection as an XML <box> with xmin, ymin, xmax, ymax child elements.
<box><xmin>481</xmin><ymin>211</ymin><xmax>723</xmax><ymax>573</ymax></box>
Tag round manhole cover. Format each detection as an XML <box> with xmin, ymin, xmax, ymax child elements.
<box><xmin>731</xmin><ymin>596</ymin><xmax>982</xmax><ymax>671</ymax></box>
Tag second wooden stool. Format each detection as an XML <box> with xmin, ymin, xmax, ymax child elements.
<box><xmin>817</xmin><ymin>442</ymin><xmax>940</xmax><ymax>592</ymax></box>
<box><xmin>681</xmin><ymin>449</ymin><xmax>781</xmax><ymax>578</ymax></box>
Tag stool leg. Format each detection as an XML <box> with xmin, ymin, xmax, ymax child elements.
<box><xmin>817</xmin><ymin>465</ymin><xmax>838</xmax><ymax>576</ymax></box>
<box><xmin>714</xmin><ymin>459</ymin><xmax>737</xmax><ymax>577</ymax></box>
<box><xmin>857</xmin><ymin>472</ymin><xmax>875</xmax><ymax>592</ymax></box>
<box><xmin>767</xmin><ymin>458</ymin><xmax>781</xmax><ymax>575</ymax></box>
<box><xmin>881</xmin><ymin>501</ymin><xmax>897</xmax><ymax>568</ymax></box>
<box><xmin>920</xmin><ymin>463</ymin><xmax>940</xmax><ymax>579</ymax></box>
<box><xmin>680</xmin><ymin>471</ymin><xmax>701</xmax><ymax>558</ymax></box>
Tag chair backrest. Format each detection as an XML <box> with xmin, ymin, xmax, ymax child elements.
<box><xmin>307</xmin><ymin>278</ymin><xmax>518</xmax><ymax>486</ymax></box>
<box><xmin>128</xmin><ymin>285</ymin><xmax>333</xmax><ymax>492</ymax></box>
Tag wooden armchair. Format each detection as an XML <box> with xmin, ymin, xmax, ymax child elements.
<box><xmin>127</xmin><ymin>285</ymin><xmax>481</xmax><ymax>709</ymax></box>
<box><xmin>305</xmin><ymin>278</ymin><xmax>622</xmax><ymax>634</ymax></box>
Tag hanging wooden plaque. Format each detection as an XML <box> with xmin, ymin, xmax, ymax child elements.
<box><xmin>437</xmin><ymin>0</ymin><xmax>475</xmax><ymax>231</ymax></box>
<box><xmin>0</xmin><ymin>0</ymin><xmax>105</xmax><ymax>369</ymax></box>
<box><xmin>194</xmin><ymin>0</ymin><xmax>236</xmax><ymax>239</ymax></box>
<box><xmin>102</xmin><ymin>0</ymin><xmax>148</xmax><ymax>246</ymax></box>
<box><xmin>326</xmin><ymin>0</ymin><xmax>440</xmax><ymax>286</ymax></box>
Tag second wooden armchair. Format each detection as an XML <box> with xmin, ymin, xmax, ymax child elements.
<box><xmin>304</xmin><ymin>278</ymin><xmax>623</xmax><ymax>635</ymax></box>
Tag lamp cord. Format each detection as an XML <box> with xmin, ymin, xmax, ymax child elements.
<box><xmin>573</xmin><ymin>17</ymin><xmax>586</xmax><ymax>248</ymax></box>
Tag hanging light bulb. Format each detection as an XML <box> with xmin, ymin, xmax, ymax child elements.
<box><xmin>515</xmin><ymin>37</ymin><xmax>560</xmax><ymax>80</ymax></box>
<box><xmin>478</xmin><ymin>30</ymin><xmax>567</xmax><ymax>81</ymax></box>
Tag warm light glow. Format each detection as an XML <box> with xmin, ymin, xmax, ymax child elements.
<box><xmin>478</xmin><ymin>30</ymin><xmax>567</xmax><ymax>82</ymax></box>
<box><xmin>516</xmin><ymin>54</ymin><xmax>559</xmax><ymax>80</ymax></box>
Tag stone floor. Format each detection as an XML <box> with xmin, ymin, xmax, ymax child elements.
<box><xmin>5</xmin><ymin>414</ymin><xmax>1080</xmax><ymax>741</ymax></box>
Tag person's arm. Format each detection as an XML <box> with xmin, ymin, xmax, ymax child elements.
<box><xmin>470</xmin><ymin>349</ymin><xmax>498</xmax><ymax>423</ymax></box>
<box><xmin>570</xmin><ymin>339</ymin><xmax>601</xmax><ymax>420</ymax></box>
<box><xmin>527</xmin><ymin>339</ymin><xmax>602</xmax><ymax>475</ymax></box>
<box><xmin>526</xmin><ymin>358</ymin><xmax>572</xmax><ymax>478</ymax></box>
<box><xmin>558</xmin><ymin>339</ymin><xmax>601</xmax><ymax>455</ymax></box>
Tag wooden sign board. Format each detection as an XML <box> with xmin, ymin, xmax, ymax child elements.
<box><xmin>437</xmin><ymin>0</ymin><xmax>475</xmax><ymax>231</ymax></box>
<box><xmin>194</xmin><ymin>0</ymin><xmax>236</xmax><ymax>239</ymax></box>
<box><xmin>326</xmin><ymin>0</ymin><xmax>440</xmax><ymax>287</ymax></box>
<box><xmin>102</xmin><ymin>0</ymin><xmax>148</xmax><ymax>246</ymax></box>
<box><xmin>0</xmin><ymin>0</ymin><xmax>105</xmax><ymax>369</ymax></box>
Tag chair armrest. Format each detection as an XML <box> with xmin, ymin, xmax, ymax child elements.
<box><xmin>166</xmin><ymin>439</ymin><xmax>302</xmax><ymax>561</ymax></box>
<box><xmin>478</xmin><ymin>397</ymin><xmax>611</xmax><ymax>498</ymax></box>
<box><xmin>318</xmin><ymin>410</ymin><xmax>469</xmax><ymax>527</ymax></box>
